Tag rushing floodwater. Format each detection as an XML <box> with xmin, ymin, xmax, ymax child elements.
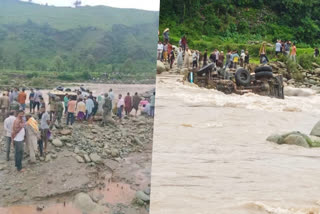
<box><xmin>150</xmin><ymin>73</ymin><xmax>320</xmax><ymax>214</ymax></box>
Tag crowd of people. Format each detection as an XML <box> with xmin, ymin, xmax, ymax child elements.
<box><xmin>0</xmin><ymin>87</ymin><xmax>156</xmax><ymax>172</ymax></box>
<box><xmin>274</xmin><ymin>40</ymin><xmax>297</xmax><ymax>62</ymax></box>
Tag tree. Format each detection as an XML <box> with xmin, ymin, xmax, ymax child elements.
<box><xmin>73</xmin><ymin>0</ymin><xmax>81</xmax><ymax>8</ymax></box>
<box><xmin>86</xmin><ymin>54</ymin><xmax>96</xmax><ymax>72</ymax></box>
<box><xmin>53</xmin><ymin>56</ymin><xmax>64</xmax><ymax>72</ymax></box>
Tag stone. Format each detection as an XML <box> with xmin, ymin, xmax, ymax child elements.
<box><xmin>157</xmin><ymin>60</ymin><xmax>166</xmax><ymax>74</ymax></box>
<box><xmin>75</xmin><ymin>155</ymin><xmax>85</xmax><ymax>163</ymax></box>
<box><xmin>84</xmin><ymin>154</ymin><xmax>92</xmax><ymax>163</ymax></box>
<box><xmin>111</xmin><ymin>149</ymin><xmax>120</xmax><ymax>158</ymax></box>
<box><xmin>52</xmin><ymin>139</ymin><xmax>63</xmax><ymax>147</ymax></box>
<box><xmin>60</xmin><ymin>129</ymin><xmax>72</xmax><ymax>135</ymax></box>
<box><xmin>310</xmin><ymin>120</ymin><xmax>320</xmax><ymax>137</ymax></box>
<box><xmin>45</xmin><ymin>155</ymin><xmax>51</xmax><ymax>162</ymax></box>
<box><xmin>135</xmin><ymin>191</ymin><xmax>150</xmax><ymax>202</ymax></box>
<box><xmin>51</xmin><ymin>154</ymin><xmax>57</xmax><ymax>159</ymax></box>
<box><xmin>266</xmin><ymin>134</ymin><xmax>283</xmax><ymax>144</ymax></box>
<box><xmin>74</xmin><ymin>192</ymin><xmax>104</xmax><ymax>214</ymax></box>
<box><xmin>89</xmin><ymin>153</ymin><xmax>102</xmax><ymax>164</ymax></box>
<box><xmin>144</xmin><ymin>187</ymin><xmax>151</xmax><ymax>195</ymax></box>
<box><xmin>283</xmin><ymin>134</ymin><xmax>310</xmax><ymax>148</ymax></box>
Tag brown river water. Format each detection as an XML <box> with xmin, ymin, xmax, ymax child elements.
<box><xmin>150</xmin><ymin>73</ymin><xmax>320</xmax><ymax>214</ymax></box>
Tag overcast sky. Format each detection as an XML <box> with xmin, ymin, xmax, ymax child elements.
<box><xmin>20</xmin><ymin>0</ymin><xmax>160</xmax><ymax>11</ymax></box>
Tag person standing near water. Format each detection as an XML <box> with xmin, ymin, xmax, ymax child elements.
<box><xmin>132</xmin><ymin>92</ymin><xmax>142</xmax><ymax>117</ymax></box>
<box><xmin>290</xmin><ymin>43</ymin><xmax>297</xmax><ymax>62</ymax></box>
<box><xmin>177</xmin><ymin>47</ymin><xmax>184</xmax><ymax>70</ymax></box>
<box><xmin>170</xmin><ymin>47</ymin><xmax>176</xmax><ymax>69</ymax></box>
<box><xmin>4</xmin><ymin>111</ymin><xmax>15</xmax><ymax>161</ymax></box>
<box><xmin>64</xmin><ymin>93</ymin><xmax>69</xmax><ymax>115</ymax></box>
<box><xmin>203</xmin><ymin>49</ymin><xmax>208</xmax><ymax>67</ymax></box>
<box><xmin>124</xmin><ymin>92</ymin><xmax>132</xmax><ymax>115</ymax></box>
<box><xmin>117</xmin><ymin>94</ymin><xmax>124</xmax><ymax>120</ymax></box>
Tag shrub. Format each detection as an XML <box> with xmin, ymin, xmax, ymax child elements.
<box><xmin>297</xmin><ymin>54</ymin><xmax>313</xmax><ymax>69</ymax></box>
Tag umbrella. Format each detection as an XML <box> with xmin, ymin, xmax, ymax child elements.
<box><xmin>163</xmin><ymin>28</ymin><xmax>169</xmax><ymax>33</ymax></box>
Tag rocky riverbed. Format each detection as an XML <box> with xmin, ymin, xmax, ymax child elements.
<box><xmin>0</xmin><ymin>114</ymin><xmax>153</xmax><ymax>214</ymax></box>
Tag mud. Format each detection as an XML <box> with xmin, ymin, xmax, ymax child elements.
<box><xmin>0</xmin><ymin>83</ymin><xmax>154</xmax><ymax>214</ymax></box>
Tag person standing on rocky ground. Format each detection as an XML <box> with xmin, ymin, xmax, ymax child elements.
<box><xmin>181</xmin><ymin>36</ymin><xmax>187</xmax><ymax>52</ymax></box>
<box><xmin>17</xmin><ymin>88</ymin><xmax>27</xmax><ymax>111</ymax></box>
<box><xmin>4</xmin><ymin>111</ymin><xmax>15</xmax><ymax>161</ymax></box>
<box><xmin>64</xmin><ymin>93</ymin><xmax>69</xmax><ymax>116</ymax></box>
<box><xmin>11</xmin><ymin>110</ymin><xmax>25</xmax><ymax>172</ymax></box>
<box><xmin>33</xmin><ymin>89</ymin><xmax>42</xmax><ymax>113</ymax></box>
<box><xmin>10</xmin><ymin>97</ymin><xmax>20</xmax><ymax>114</ymax></box>
<box><xmin>48</xmin><ymin>96</ymin><xmax>56</xmax><ymax>122</ymax></box>
<box><xmin>217</xmin><ymin>51</ymin><xmax>225</xmax><ymax>68</ymax></box>
<box><xmin>177</xmin><ymin>47</ymin><xmax>184</xmax><ymax>70</ymax></box>
<box><xmin>209</xmin><ymin>51</ymin><xmax>215</xmax><ymax>64</ymax></box>
<box><xmin>240</xmin><ymin>50</ymin><xmax>245</xmax><ymax>67</ymax></box>
<box><xmin>29</xmin><ymin>89</ymin><xmax>35</xmax><ymax>114</ymax></box>
<box><xmin>163</xmin><ymin>42</ymin><xmax>168</xmax><ymax>62</ymax></box>
<box><xmin>203</xmin><ymin>49</ymin><xmax>208</xmax><ymax>67</ymax></box>
<box><xmin>167</xmin><ymin>42</ymin><xmax>172</xmax><ymax>64</ymax></box>
<box><xmin>314</xmin><ymin>48</ymin><xmax>319</xmax><ymax>57</ymax></box>
<box><xmin>25</xmin><ymin>114</ymin><xmax>40</xmax><ymax>164</ymax></box>
<box><xmin>290</xmin><ymin>42</ymin><xmax>297</xmax><ymax>62</ymax></box>
<box><xmin>76</xmin><ymin>98</ymin><xmax>86</xmax><ymax>122</ymax></box>
<box><xmin>92</xmin><ymin>97</ymin><xmax>99</xmax><ymax>120</ymax></box>
<box><xmin>215</xmin><ymin>49</ymin><xmax>220</xmax><ymax>67</ymax></box>
<box><xmin>85</xmin><ymin>96</ymin><xmax>94</xmax><ymax>124</ymax></box>
<box><xmin>108</xmin><ymin>88</ymin><xmax>114</xmax><ymax>110</ymax></box>
<box><xmin>184</xmin><ymin>47</ymin><xmax>191</xmax><ymax>69</ymax></box>
<box><xmin>163</xmin><ymin>28</ymin><xmax>169</xmax><ymax>43</ymax></box>
<box><xmin>192</xmin><ymin>51</ymin><xmax>198</xmax><ymax>68</ymax></box>
<box><xmin>117</xmin><ymin>94</ymin><xmax>124</xmax><ymax>120</ymax></box>
<box><xmin>9</xmin><ymin>88</ymin><xmax>19</xmax><ymax>104</ymax></box>
<box><xmin>51</xmin><ymin>97</ymin><xmax>63</xmax><ymax>128</ymax></box>
<box><xmin>124</xmin><ymin>92</ymin><xmax>132</xmax><ymax>116</ymax></box>
<box><xmin>132</xmin><ymin>92</ymin><xmax>141</xmax><ymax>117</ymax></box>
<box><xmin>40</xmin><ymin>106</ymin><xmax>50</xmax><ymax>154</ymax></box>
<box><xmin>224</xmin><ymin>50</ymin><xmax>231</xmax><ymax>69</ymax></box>
<box><xmin>0</xmin><ymin>92</ymin><xmax>10</xmax><ymax>121</ymax></box>
<box><xmin>275</xmin><ymin>40</ymin><xmax>281</xmax><ymax>57</ymax></box>
<box><xmin>244</xmin><ymin>50</ymin><xmax>250</xmax><ymax>69</ymax></box>
<box><xmin>157</xmin><ymin>41</ymin><xmax>163</xmax><ymax>61</ymax></box>
<box><xmin>170</xmin><ymin>47</ymin><xmax>176</xmax><ymax>69</ymax></box>
<box><xmin>67</xmin><ymin>97</ymin><xmax>77</xmax><ymax>126</ymax></box>
<box><xmin>150</xmin><ymin>92</ymin><xmax>155</xmax><ymax>117</ymax></box>
<box><xmin>284</xmin><ymin>41</ymin><xmax>291</xmax><ymax>56</ymax></box>
<box><xmin>259</xmin><ymin>43</ymin><xmax>269</xmax><ymax>64</ymax></box>
<box><xmin>102</xmin><ymin>93</ymin><xmax>114</xmax><ymax>126</ymax></box>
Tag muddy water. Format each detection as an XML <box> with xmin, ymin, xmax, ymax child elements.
<box><xmin>150</xmin><ymin>73</ymin><xmax>320</xmax><ymax>214</ymax></box>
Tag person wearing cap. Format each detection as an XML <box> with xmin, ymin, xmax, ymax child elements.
<box><xmin>4</xmin><ymin>111</ymin><xmax>16</xmax><ymax>161</ymax></box>
<box><xmin>25</xmin><ymin>113</ymin><xmax>40</xmax><ymax>163</ymax></box>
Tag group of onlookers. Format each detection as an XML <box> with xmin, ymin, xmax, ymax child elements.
<box><xmin>274</xmin><ymin>40</ymin><xmax>297</xmax><ymax>62</ymax></box>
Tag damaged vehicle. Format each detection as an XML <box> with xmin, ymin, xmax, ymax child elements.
<box><xmin>192</xmin><ymin>63</ymin><xmax>284</xmax><ymax>99</ymax></box>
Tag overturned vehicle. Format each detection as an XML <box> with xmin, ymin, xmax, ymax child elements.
<box><xmin>191</xmin><ymin>63</ymin><xmax>284</xmax><ymax>99</ymax></box>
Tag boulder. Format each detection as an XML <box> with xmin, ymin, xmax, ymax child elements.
<box><xmin>266</xmin><ymin>134</ymin><xmax>283</xmax><ymax>144</ymax></box>
<box><xmin>52</xmin><ymin>139</ymin><xmax>63</xmax><ymax>147</ymax></box>
<box><xmin>135</xmin><ymin>191</ymin><xmax>150</xmax><ymax>202</ymax></box>
<box><xmin>60</xmin><ymin>129</ymin><xmax>72</xmax><ymax>135</ymax></box>
<box><xmin>84</xmin><ymin>154</ymin><xmax>92</xmax><ymax>163</ymax></box>
<box><xmin>74</xmin><ymin>192</ymin><xmax>104</xmax><ymax>214</ymax></box>
<box><xmin>283</xmin><ymin>134</ymin><xmax>310</xmax><ymax>148</ymax></box>
<box><xmin>75</xmin><ymin>155</ymin><xmax>85</xmax><ymax>163</ymax></box>
<box><xmin>315</xmin><ymin>68</ymin><xmax>320</xmax><ymax>75</ymax></box>
<box><xmin>111</xmin><ymin>149</ymin><xmax>120</xmax><ymax>158</ymax></box>
<box><xmin>89</xmin><ymin>153</ymin><xmax>102</xmax><ymax>164</ymax></box>
<box><xmin>310</xmin><ymin>120</ymin><xmax>320</xmax><ymax>137</ymax></box>
<box><xmin>157</xmin><ymin>60</ymin><xmax>166</xmax><ymax>74</ymax></box>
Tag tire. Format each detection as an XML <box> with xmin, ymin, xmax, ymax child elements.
<box><xmin>235</xmin><ymin>68</ymin><xmax>251</xmax><ymax>86</ymax></box>
<box><xmin>255</xmin><ymin>71</ymin><xmax>273</xmax><ymax>80</ymax></box>
<box><xmin>255</xmin><ymin>66</ymin><xmax>272</xmax><ymax>73</ymax></box>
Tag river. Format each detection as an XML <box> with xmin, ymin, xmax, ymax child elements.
<box><xmin>150</xmin><ymin>73</ymin><xmax>320</xmax><ymax>214</ymax></box>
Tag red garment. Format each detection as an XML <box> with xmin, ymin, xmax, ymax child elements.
<box><xmin>168</xmin><ymin>43</ymin><xmax>172</xmax><ymax>55</ymax></box>
<box><xmin>124</xmin><ymin>95</ymin><xmax>132</xmax><ymax>113</ymax></box>
<box><xmin>181</xmin><ymin>37</ymin><xmax>187</xmax><ymax>45</ymax></box>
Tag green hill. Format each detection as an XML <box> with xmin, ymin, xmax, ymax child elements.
<box><xmin>0</xmin><ymin>0</ymin><xmax>159</xmax><ymax>83</ymax></box>
<box><xmin>159</xmin><ymin>0</ymin><xmax>320</xmax><ymax>54</ymax></box>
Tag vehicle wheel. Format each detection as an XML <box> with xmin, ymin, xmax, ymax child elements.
<box><xmin>255</xmin><ymin>71</ymin><xmax>273</xmax><ymax>79</ymax></box>
<box><xmin>235</xmin><ymin>68</ymin><xmax>251</xmax><ymax>86</ymax></box>
<box><xmin>255</xmin><ymin>65</ymin><xmax>272</xmax><ymax>73</ymax></box>
<box><xmin>65</xmin><ymin>88</ymin><xmax>71</xmax><ymax>92</ymax></box>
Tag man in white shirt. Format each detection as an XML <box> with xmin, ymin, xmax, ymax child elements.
<box><xmin>11</xmin><ymin>110</ymin><xmax>25</xmax><ymax>172</ymax></box>
<box><xmin>275</xmin><ymin>40</ymin><xmax>281</xmax><ymax>56</ymax></box>
<box><xmin>157</xmin><ymin>41</ymin><xmax>164</xmax><ymax>61</ymax></box>
<box><xmin>4</xmin><ymin>111</ymin><xmax>16</xmax><ymax>161</ymax></box>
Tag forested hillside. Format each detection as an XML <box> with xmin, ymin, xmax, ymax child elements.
<box><xmin>159</xmin><ymin>0</ymin><xmax>320</xmax><ymax>48</ymax></box>
<box><xmin>0</xmin><ymin>0</ymin><xmax>159</xmax><ymax>82</ymax></box>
